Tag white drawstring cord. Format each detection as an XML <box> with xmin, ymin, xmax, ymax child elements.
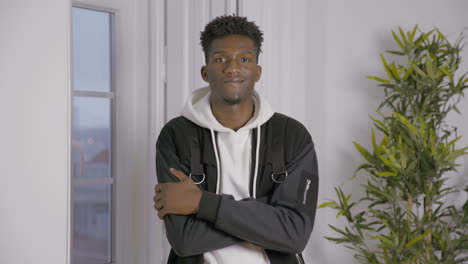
<box><xmin>210</xmin><ymin>128</ymin><xmax>221</xmax><ymax>194</ymax></box>
<box><xmin>252</xmin><ymin>123</ymin><xmax>261</xmax><ymax>199</ymax></box>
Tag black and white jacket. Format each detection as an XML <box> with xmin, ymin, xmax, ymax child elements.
<box><xmin>156</xmin><ymin>111</ymin><xmax>319</xmax><ymax>264</ymax></box>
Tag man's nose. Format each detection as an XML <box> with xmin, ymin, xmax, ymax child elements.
<box><xmin>223</xmin><ymin>60</ymin><xmax>240</xmax><ymax>75</ymax></box>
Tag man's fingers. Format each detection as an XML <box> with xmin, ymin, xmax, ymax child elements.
<box><xmin>154</xmin><ymin>199</ymin><xmax>164</xmax><ymax>211</ymax></box>
<box><xmin>170</xmin><ymin>168</ymin><xmax>190</xmax><ymax>182</ymax></box>
<box><xmin>153</xmin><ymin>193</ymin><xmax>163</xmax><ymax>203</ymax></box>
<box><xmin>155</xmin><ymin>184</ymin><xmax>163</xmax><ymax>192</ymax></box>
<box><xmin>158</xmin><ymin>208</ymin><xmax>167</xmax><ymax>219</ymax></box>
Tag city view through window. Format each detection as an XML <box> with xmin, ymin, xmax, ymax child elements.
<box><xmin>72</xmin><ymin>7</ymin><xmax>114</xmax><ymax>264</ymax></box>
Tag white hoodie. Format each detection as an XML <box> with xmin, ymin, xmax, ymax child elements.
<box><xmin>181</xmin><ymin>86</ymin><xmax>274</xmax><ymax>264</ymax></box>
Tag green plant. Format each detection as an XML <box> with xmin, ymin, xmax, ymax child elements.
<box><xmin>319</xmin><ymin>26</ymin><xmax>468</xmax><ymax>264</ymax></box>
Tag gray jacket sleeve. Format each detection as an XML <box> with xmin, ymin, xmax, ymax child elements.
<box><xmin>196</xmin><ymin>141</ymin><xmax>319</xmax><ymax>254</ymax></box>
<box><xmin>156</xmin><ymin>127</ymin><xmax>242</xmax><ymax>257</ymax></box>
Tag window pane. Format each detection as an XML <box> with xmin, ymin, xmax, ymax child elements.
<box><xmin>72</xmin><ymin>97</ymin><xmax>111</xmax><ymax>179</ymax></box>
<box><xmin>73</xmin><ymin>184</ymin><xmax>112</xmax><ymax>264</ymax></box>
<box><xmin>72</xmin><ymin>7</ymin><xmax>111</xmax><ymax>92</ymax></box>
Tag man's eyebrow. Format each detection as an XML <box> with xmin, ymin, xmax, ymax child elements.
<box><xmin>211</xmin><ymin>50</ymin><xmax>255</xmax><ymax>56</ymax></box>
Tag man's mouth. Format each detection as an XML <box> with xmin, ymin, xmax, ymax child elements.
<box><xmin>224</xmin><ymin>79</ymin><xmax>244</xmax><ymax>84</ymax></box>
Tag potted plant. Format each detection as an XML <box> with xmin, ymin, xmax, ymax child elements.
<box><xmin>319</xmin><ymin>26</ymin><xmax>468</xmax><ymax>263</ymax></box>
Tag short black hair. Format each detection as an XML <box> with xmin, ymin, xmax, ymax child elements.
<box><xmin>200</xmin><ymin>15</ymin><xmax>264</xmax><ymax>63</ymax></box>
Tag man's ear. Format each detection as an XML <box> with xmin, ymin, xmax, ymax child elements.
<box><xmin>201</xmin><ymin>66</ymin><xmax>208</xmax><ymax>82</ymax></box>
<box><xmin>255</xmin><ymin>65</ymin><xmax>262</xmax><ymax>82</ymax></box>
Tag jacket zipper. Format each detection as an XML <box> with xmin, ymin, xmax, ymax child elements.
<box><xmin>296</xmin><ymin>254</ymin><xmax>304</xmax><ymax>264</ymax></box>
<box><xmin>302</xmin><ymin>179</ymin><xmax>311</xmax><ymax>204</ymax></box>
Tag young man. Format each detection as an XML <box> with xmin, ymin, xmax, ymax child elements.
<box><xmin>154</xmin><ymin>15</ymin><xmax>319</xmax><ymax>264</ymax></box>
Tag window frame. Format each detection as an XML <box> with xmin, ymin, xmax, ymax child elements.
<box><xmin>70</xmin><ymin>0</ymin><xmax>166</xmax><ymax>263</ymax></box>
<box><xmin>70</xmin><ymin>5</ymin><xmax>116</xmax><ymax>263</ymax></box>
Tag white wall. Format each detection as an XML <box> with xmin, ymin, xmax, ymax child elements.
<box><xmin>0</xmin><ymin>1</ymin><xmax>71</xmax><ymax>264</ymax></box>
<box><xmin>240</xmin><ymin>0</ymin><xmax>327</xmax><ymax>140</ymax></box>
<box><xmin>319</xmin><ymin>1</ymin><xmax>468</xmax><ymax>263</ymax></box>
<box><xmin>238</xmin><ymin>1</ymin><xmax>468</xmax><ymax>263</ymax></box>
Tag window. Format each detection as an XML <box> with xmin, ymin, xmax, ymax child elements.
<box><xmin>71</xmin><ymin>7</ymin><xmax>115</xmax><ymax>264</ymax></box>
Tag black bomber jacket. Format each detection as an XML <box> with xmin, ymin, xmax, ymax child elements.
<box><xmin>155</xmin><ymin>113</ymin><xmax>319</xmax><ymax>264</ymax></box>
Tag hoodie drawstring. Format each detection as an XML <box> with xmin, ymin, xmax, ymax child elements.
<box><xmin>210</xmin><ymin>128</ymin><xmax>221</xmax><ymax>194</ymax></box>
<box><xmin>252</xmin><ymin>123</ymin><xmax>261</xmax><ymax>199</ymax></box>
<box><xmin>210</xmin><ymin>124</ymin><xmax>261</xmax><ymax>198</ymax></box>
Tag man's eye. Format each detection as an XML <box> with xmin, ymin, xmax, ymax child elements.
<box><xmin>241</xmin><ymin>58</ymin><xmax>250</xmax><ymax>63</ymax></box>
<box><xmin>215</xmin><ymin>57</ymin><xmax>226</xmax><ymax>62</ymax></box>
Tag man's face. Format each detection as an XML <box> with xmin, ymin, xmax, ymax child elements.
<box><xmin>201</xmin><ymin>34</ymin><xmax>262</xmax><ymax>105</ymax></box>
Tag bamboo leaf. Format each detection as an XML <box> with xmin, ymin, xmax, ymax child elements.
<box><xmin>378</xmin><ymin>157</ymin><xmax>398</xmax><ymax>172</ymax></box>
<box><xmin>435</xmin><ymin>28</ymin><xmax>446</xmax><ymax>41</ymax></box>
<box><xmin>375</xmin><ymin>171</ymin><xmax>397</xmax><ymax>177</ymax></box>
<box><xmin>388</xmin><ymin>153</ymin><xmax>402</xmax><ymax>169</ymax></box>
<box><xmin>432</xmin><ymin>233</ymin><xmax>446</xmax><ymax>251</ymax></box>
<box><xmin>371</xmin><ymin>129</ymin><xmax>378</xmax><ymax>152</ymax></box>
<box><xmin>446</xmin><ymin>136</ymin><xmax>462</xmax><ymax>150</ymax></box>
<box><xmin>409</xmin><ymin>25</ymin><xmax>419</xmax><ymax>43</ymax></box>
<box><xmin>367</xmin><ymin>185</ymin><xmax>393</xmax><ymax>201</ymax></box>
<box><xmin>409</xmin><ymin>61</ymin><xmax>428</xmax><ymax>78</ymax></box>
<box><xmin>392</xmin><ymin>30</ymin><xmax>405</xmax><ymax>51</ymax></box>
<box><xmin>418</xmin><ymin>116</ymin><xmax>426</xmax><ymax>140</ymax></box>
<box><xmin>389</xmin><ymin>63</ymin><xmax>401</xmax><ymax>80</ymax></box>
<box><xmin>405</xmin><ymin>229</ymin><xmax>431</xmax><ymax>248</ymax></box>
<box><xmin>402</xmin><ymin>66</ymin><xmax>414</xmax><ymax>80</ymax></box>
<box><xmin>318</xmin><ymin>201</ymin><xmax>337</xmax><ymax>209</ymax></box>
<box><xmin>336</xmin><ymin>209</ymin><xmax>346</xmax><ymax>218</ymax></box>
<box><xmin>380</xmin><ymin>54</ymin><xmax>395</xmax><ymax>80</ymax></box>
<box><xmin>414</xmin><ymin>33</ymin><xmax>425</xmax><ymax>48</ymax></box>
<box><xmin>324</xmin><ymin>236</ymin><xmax>351</xmax><ymax>244</ymax></box>
<box><xmin>444</xmin><ymin>147</ymin><xmax>468</xmax><ymax>162</ymax></box>
<box><xmin>328</xmin><ymin>224</ymin><xmax>350</xmax><ymax>238</ymax></box>
<box><xmin>425</xmin><ymin>52</ymin><xmax>435</xmax><ymax>78</ymax></box>
<box><xmin>440</xmin><ymin>66</ymin><xmax>454</xmax><ymax>83</ymax></box>
<box><xmin>368</xmin><ymin>76</ymin><xmax>391</xmax><ymax>84</ymax></box>
<box><xmin>408</xmin><ymin>252</ymin><xmax>422</xmax><ymax>263</ymax></box>
<box><xmin>398</xmin><ymin>27</ymin><xmax>407</xmax><ymax>46</ymax></box>
<box><xmin>353</xmin><ymin>163</ymin><xmax>374</xmax><ymax>178</ymax></box>
<box><xmin>344</xmin><ymin>194</ymin><xmax>352</xmax><ymax>203</ymax></box>
<box><xmin>353</xmin><ymin>142</ymin><xmax>376</xmax><ymax>164</ymax></box>
<box><xmin>370</xmin><ymin>235</ymin><xmax>394</xmax><ymax>247</ymax></box>
<box><xmin>369</xmin><ymin>114</ymin><xmax>389</xmax><ymax>134</ymax></box>
<box><xmin>386</xmin><ymin>50</ymin><xmax>406</xmax><ymax>56</ymax></box>
<box><xmin>394</xmin><ymin>112</ymin><xmax>418</xmax><ymax>135</ymax></box>
<box><xmin>423</xmin><ymin>29</ymin><xmax>436</xmax><ymax>41</ymax></box>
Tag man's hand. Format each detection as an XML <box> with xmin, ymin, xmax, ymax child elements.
<box><xmin>154</xmin><ymin>168</ymin><xmax>203</xmax><ymax>219</ymax></box>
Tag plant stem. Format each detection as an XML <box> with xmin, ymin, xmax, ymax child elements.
<box><xmin>407</xmin><ymin>193</ymin><xmax>413</xmax><ymax>229</ymax></box>
<box><xmin>407</xmin><ymin>194</ymin><xmax>421</xmax><ymax>264</ymax></box>
<box><xmin>425</xmin><ymin>181</ymin><xmax>433</xmax><ymax>262</ymax></box>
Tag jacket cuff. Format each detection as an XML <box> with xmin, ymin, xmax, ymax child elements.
<box><xmin>196</xmin><ymin>191</ymin><xmax>221</xmax><ymax>223</ymax></box>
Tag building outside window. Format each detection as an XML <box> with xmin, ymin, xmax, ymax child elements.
<box><xmin>71</xmin><ymin>7</ymin><xmax>115</xmax><ymax>264</ymax></box>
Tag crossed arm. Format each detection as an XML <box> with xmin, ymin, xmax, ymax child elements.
<box><xmin>154</xmin><ymin>168</ymin><xmax>202</xmax><ymax>219</ymax></box>
<box><xmin>154</xmin><ymin>128</ymin><xmax>319</xmax><ymax>257</ymax></box>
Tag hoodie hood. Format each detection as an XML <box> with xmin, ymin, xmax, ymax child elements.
<box><xmin>181</xmin><ymin>86</ymin><xmax>274</xmax><ymax>133</ymax></box>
